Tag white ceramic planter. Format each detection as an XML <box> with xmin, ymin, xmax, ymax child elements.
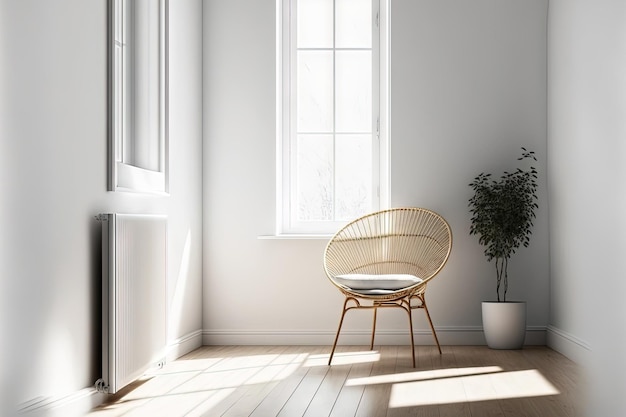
<box><xmin>482</xmin><ymin>301</ymin><xmax>527</xmax><ymax>349</ymax></box>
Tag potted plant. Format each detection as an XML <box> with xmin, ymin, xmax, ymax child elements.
<box><xmin>468</xmin><ymin>147</ymin><xmax>538</xmax><ymax>349</ymax></box>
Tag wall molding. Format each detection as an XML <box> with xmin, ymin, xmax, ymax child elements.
<box><xmin>17</xmin><ymin>329</ymin><xmax>203</xmax><ymax>417</ymax></box>
<box><xmin>16</xmin><ymin>388</ymin><xmax>107</xmax><ymax>417</ymax></box>
<box><xmin>546</xmin><ymin>325</ymin><xmax>591</xmax><ymax>365</ymax></box>
<box><xmin>202</xmin><ymin>326</ymin><xmax>547</xmax><ymax>346</ymax></box>
<box><xmin>166</xmin><ymin>329</ymin><xmax>203</xmax><ymax>362</ymax></box>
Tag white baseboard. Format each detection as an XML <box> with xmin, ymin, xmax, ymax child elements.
<box><xmin>17</xmin><ymin>329</ymin><xmax>203</xmax><ymax>417</ymax></box>
<box><xmin>16</xmin><ymin>389</ymin><xmax>107</xmax><ymax>417</ymax></box>
<box><xmin>202</xmin><ymin>326</ymin><xmax>547</xmax><ymax>346</ymax></box>
<box><xmin>546</xmin><ymin>325</ymin><xmax>591</xmax><ymax>365</ymax></box>
<box><xmin>166</xmin><ymin>329</ymin><xmax>203</xmax><ymax>362</ymax></box>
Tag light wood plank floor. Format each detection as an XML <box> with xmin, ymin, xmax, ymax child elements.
<box><xmin>87</xmin><ymin>345</ymin><xmax>581</xmax><ymax>417</ymax></box>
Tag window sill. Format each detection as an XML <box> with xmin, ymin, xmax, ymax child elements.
<box><xmin>257</xmin><ymin>234</ymin><xmax>332</xmax><ymax>240</ymax></box>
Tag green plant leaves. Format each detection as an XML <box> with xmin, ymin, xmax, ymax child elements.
<box><xmin>468</xmin><ymin>148</ymin><xmax>538</xmax><ymax>301</ymax></box>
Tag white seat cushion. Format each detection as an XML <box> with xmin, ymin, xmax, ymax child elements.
<box><xmin>334</xmin><ymin>273</ymin><xmax>423</xmax><ymax>292</ymax></box>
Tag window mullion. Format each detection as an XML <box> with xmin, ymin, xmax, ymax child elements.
<box><xmin>289</xmin><ymin>0</ymin><xmax>298</xmax><ymax>232</ymax></box>
<box><xmin>332</xmin><ymin>0</ymin><xmax>337</xmax><ymax>222</ymax></box>
<box><xmin>373</xmin><ymin>0</ymin><xmax>381</xmax><ymax>210</ymax></box>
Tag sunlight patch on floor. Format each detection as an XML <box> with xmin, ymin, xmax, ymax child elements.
<box><xmin>126</xmin><ymin>391</ymin><xmax>225</xmax><ymax>417</ymax></box>
<box><xmin>389</xmin><ymin>368</ymin><xmax>560</xmax><ymax>408</ymax></box>
<box><xmin>346</xmin><ymin>366</ymin><xmax>503</xmax><ymax>386</ymax></box>
<box><xmin>184</xmin><ymin>389</ymin><xmax>237</xmax><ymax>417</ymax></box>
<box><xmin>150</xmin><ymin>357</ymin><xmax>224</xmax><ymax>373</ymax></box>
<box><xmin>86</xmin><ymin>352</ymin><xmax>309</xmax><ymax>416</ymax></box>
<box><xmin>304</xmin><ymin>350</ymin><xmax>381</xmax><ymax>367</ymax></box>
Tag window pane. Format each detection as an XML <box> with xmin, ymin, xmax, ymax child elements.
<box><xmin>297</xmin><ymin>51</ymin><xmax>334</xmax><ymax>132</ymax></box>
<box><xmin>281</xmin><ymin>0</ymin><xmax>380</xmax><ymax>232</ymax></box>
<box><xmin>118</xmin><ymin>0</ymin><xmax>160</xmax><ymax>172</ymax></box>
<box><xmin>335</xmin><ymin>134</ymin><xmax>372</xmax><ymax>220</ymax></box>
<box><xmin>129</xmin><ymin>0</ymin><xmax>160</xmax><ymax>171</ymax></box>
<box><xmin>296</xmin><ymin>134</ymin><xmax>334</xmax><ymax>221</ymax></box>
<box><xmin>297</xmin><ymin>0</ymin><xmax>333</xmax><ymax>48</ymax></box>
<box><xmin>336</xmin><ymin>51</ymin><xmax>372</xmax><ymax>133</ymax></box>
<box><xmin>336</xmin><ymin>0</ymin><xmax>372</xmax><ymax>48</ymax></box>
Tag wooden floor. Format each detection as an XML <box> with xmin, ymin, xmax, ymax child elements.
<box><xmin>87</xmin><ymin>345</ymin><xmax>581</xmax><ymax>417</ymax></box>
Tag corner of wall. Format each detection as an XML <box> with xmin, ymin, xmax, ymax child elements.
<box><xmin>546</xmin><ymin>325</ymin><xmax>592</xmax><ymax>365</ymax></box>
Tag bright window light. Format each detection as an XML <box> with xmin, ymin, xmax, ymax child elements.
<box><xmin>278</xmin><ymin>0</ymin><xmax>387</xmax><ymax>234</ymax></box>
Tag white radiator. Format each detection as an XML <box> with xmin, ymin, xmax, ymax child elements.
<box><xmin>97</xmin><ymin>213</ymin><xmax>167</xmax><ymax>394</ymax></box>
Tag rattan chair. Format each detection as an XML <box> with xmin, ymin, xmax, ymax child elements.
<box><xmin>323</xmin><ymin>207</ymin><xmax>452</xmax><ymax>367</ymax></box>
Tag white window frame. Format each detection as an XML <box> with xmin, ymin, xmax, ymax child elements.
<box><xmin>108</xmin><ymin>0</ymin><xmax>169</xmax><ymax>195</ymax></box>
<box><xmin>277</xmin><ymin>0</ymin><xmax>389</xmax><ymax>235</ymax></box>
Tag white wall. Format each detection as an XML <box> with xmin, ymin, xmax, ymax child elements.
<box><xmin>390</xmin><ymin>0</ymin><xmax>549</xmax><ymax>331</ymax></box>
<box><xmin>548</xmin><ymin>0</ymin><xmax>626</xmax><ymax>414</ymax></box>
<box><xmin>0</xmin><ymin>0</ymin><xmax>203</xmax><ymax>415</ymax></box>
<box><xmin>202</xmin><ymin>0</ymin><xmax>549</xmax><ymax>346</ymax></box>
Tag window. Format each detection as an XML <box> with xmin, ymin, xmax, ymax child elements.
<box><xmin>109</xmin><ymin>0</ymin><xmax>168</xmax><ymax>194</ymax></box>
<box><xmin>278</xmin><ymin>0</ymin><xmax>387</xmax><ymax>235</ymax></box>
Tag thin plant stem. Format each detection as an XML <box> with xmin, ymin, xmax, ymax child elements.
<box><xmin>503</xmin><ymin>257</ymin><xmax>508</xmax><ymax>302</ymax></box>
<box><xmin>495</xmin><ymin>257</ymin><xmax>502</xmax><ymax>302</ymax></box>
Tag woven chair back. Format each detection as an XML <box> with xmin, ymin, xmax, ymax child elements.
<box><xmin>324</xmin><ymin>207</ymin><xmax>452</xmax><ymax>290</ymax></box>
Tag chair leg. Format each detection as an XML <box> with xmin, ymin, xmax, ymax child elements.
<box><xmin>370</xmin><ymin>306</ymin><xmax>378</xmax><ymax>350</ymax></box>
<box><xmin>329</xmin><ymin>297</ymin><xmax>351</xmax><ymax>365</ymax></box>
<box><xmin>420</xmin><ymin>294</ymin><xmax>442</xmax><ymax>354</ymax></box>
<box><xmin>406</xmin><ymin>303</ymin><xmax>416</xmax><ymax>367</ymax></box>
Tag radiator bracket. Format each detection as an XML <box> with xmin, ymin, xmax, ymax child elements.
<box><xmin>94</xmin><ymin>378</ymin><xmax>109</xmax><ymax>394</ymax></box>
